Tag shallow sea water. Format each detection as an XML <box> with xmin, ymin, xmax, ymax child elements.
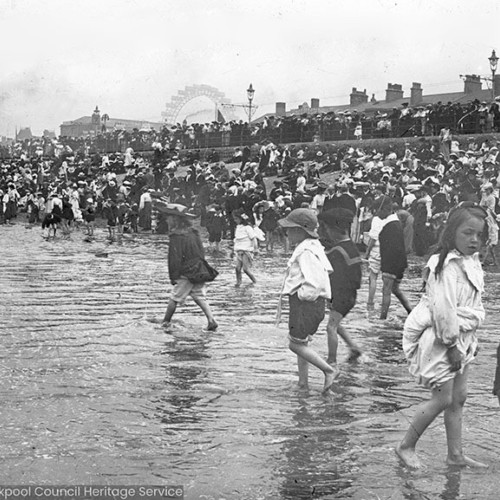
<box><xmin>0</xmin><ymin>224</ymin><xmax>499</xmax><ymax>499</ymax></box>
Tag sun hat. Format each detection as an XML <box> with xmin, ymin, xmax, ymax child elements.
<box><xmin>153</xmin><ymin>202</ymin><xmax>196</xmax><ymax>218</ymax></box>
<box><xmin>278</xmin><ymin>208</ymin><xmax>319</xmax><ymax>238</ymax></box>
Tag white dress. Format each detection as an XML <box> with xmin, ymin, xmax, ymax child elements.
<box><xmin>403</xmin><ymin>251</ymin><xmax>485</xmax><ymax>389</ymax></box>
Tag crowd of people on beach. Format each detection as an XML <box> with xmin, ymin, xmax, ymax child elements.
<box><xmin>2</xmin><ymin>130</ymin><xmax>500</xmax><ymax>470</ymax></box>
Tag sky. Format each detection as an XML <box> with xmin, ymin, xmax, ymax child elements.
<box><xmin>0</xmin><ymin>0</ymin><xmax>499</xmax><ymax>136</ymax></box>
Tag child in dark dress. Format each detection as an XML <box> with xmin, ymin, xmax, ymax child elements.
<box><xmin>205</xmin><ymin>204</ymin><xmax>225</xmax><ymax>252</ymax></box>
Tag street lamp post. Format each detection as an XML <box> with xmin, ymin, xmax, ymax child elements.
<box><xmin>246</xmin><ymin>83</ymin><xmax>255</xmax><ymax>123</ymax></box>
<box><xmin>489</xmin><ymin>49</ymin><xmax>498</xmax><ymax>102</ymax></box>
<box><xmin>219</xmin><ymin>84</ymin><xmax>258</xmax><ymax>125</ymax></box>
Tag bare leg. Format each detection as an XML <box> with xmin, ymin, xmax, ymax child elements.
<box><xmin>445</xmin><ymin>366</ymin><xmax>487</xmax><ymax>468</ymax></box>
<box><xmin>235</xmin><ymin>263</ymin><xmax>242</xmax><ymax>286</ymax></box>
<box><xmin>337</xmin><ymin>324</ymin><xmax>362</xmax><ymax>361</ymax></box>
<box><xmin>242</xmin><ymin>255</ymin><xmax>257</xmax><ymax>283</ymax></box>
<box><xmin>243</xmin><ymin>267</ymin><xmax>257</xmax><ymax>284</ymax></box>
<box><xmin>367</xmin><ymin>270</ymin><xmax>377</xmax><ymax>308</ymax></box>
<box><xmin>380</xmin><ymin>275</ymin><xmax>394</xmax><ymax>319</ymax></box>
<box><xmin>326</xmin><ymin>310</ymin><xmax>341</xmax><ymax>365</ymax></box>
<box><xmin>396</xmin><ymin>380</ymin><xmax>454</xmax><ymax>468</ymax></box>
<box><xmin>289</xmin><ymin>341</ymin><xmax>337</xmax><ymax>393</ymax></box>
<box><xmin>163</xmin><ymin>299</ymin><xmax>177</xmax><ymax>324</ymax></box>
<box><xmin>297</xmin><ymin>354</ymin><xmax>309</xmax><ymax>389</ymax></box>
<box><xmin>393</xmin><ymin>281</ymin><xmax>412</xmax><ymax>314</ymax></box>
<box><xmin>192</xmin><ymin>296</ymin><xmax>218</xmax><ymax>330</ymax></box>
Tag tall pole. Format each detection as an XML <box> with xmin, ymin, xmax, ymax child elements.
<box><xmin>246</xmin><ymin>83</ymin><xmax>255</xmax><ymax>123</ymax></box>
<box><xmin>489</xmin><ymin>50</ymin><xmax>498</xmax><ymax>102</ymax></box>
<box><xmin>493</xmin><ymin>67</ymin><xmax>496</xmax><ymax>102</ymax></box>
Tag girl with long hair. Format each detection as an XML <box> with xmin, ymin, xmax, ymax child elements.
<box><xmin>396</xmin><ymin>204</ymin><xmax>488</xmax><ymax>469</ymax></box>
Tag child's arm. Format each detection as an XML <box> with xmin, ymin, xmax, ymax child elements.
<box><xmin>429</xmin><ymin>264</ymin><xmax>461</xmax><ymax>347</ymax></box>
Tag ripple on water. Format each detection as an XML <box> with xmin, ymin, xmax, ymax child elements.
<box><xmin>0</xmin><ymin>225</ymin><xmax>499</xmax><ymax>498</ymax></box>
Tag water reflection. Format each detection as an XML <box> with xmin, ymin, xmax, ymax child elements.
<box><xmin>0</xmin><ymin>225</ymin><xmax>498</xmax><ymax>498</ymax></box>
<box><xmin>277</xmin><ymin>395</ymin><xmax>354</xmax><ymax>500</ymax></box>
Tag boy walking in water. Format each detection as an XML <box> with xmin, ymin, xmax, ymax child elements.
<box><xmin>318</xmin><ymin>208</ymin><xmax>363</xmax><ymax>366</ymax></box>
<box><xmin>277</xmin><ymin>208</ymin><xmax>338</xmax><ymax>393</ymax></box>
<box><xmin>377</xmin><ymin>196</ymin><xmax>412</xmax><ymax>320</ymax></box>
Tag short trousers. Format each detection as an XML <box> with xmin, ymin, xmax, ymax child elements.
<box><xmin>288</xmin><ymin>293</ymin><xmax>325</xmax><ymax>344</ymax></box>
<box><xmin>330</xmin><ymin>290</ymin><xmax>357</xmax><ymax>317</ymax></box>
<box><xmin>171</xmin><ymin>277</ymin><xmax>206</xmax><ymax>304</ymax></box>
<box><xmin>382</xmin><ymin>272</ymin><xmax>404</xmax><ymax>282</ymax></box>
<box><xmin>235</xmin><ymin>250</ymin><xmax>253</xmax><ymax>270</ymax></box>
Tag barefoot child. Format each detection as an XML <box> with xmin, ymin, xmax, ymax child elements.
<box><xmin>233</xmin><ymin>211</ymin><xmax>259</xmax><ymax>286</ymax></box>
<box><xmin>376</xmin><ymin>195</ymin><xmax>412</xmax><ymax>319</ymax></box>
<box><xmin>396</xmin><ymin>204</ymin><xmax>488</xmax><ymax>469</ymax></box>
<box><xmin>160</xmin><ymin>203</ymin><xmax>218</xmax><ymax>331</ymax></box>
<box><xmin>318</xmin><ymin>208</ymin><xmax>362</xmax><ymax>366</ymax></box>
<box><xmin>277</xmin><ymin>208</ymin><xmax>338</xmax><ymax>393</ymax></box>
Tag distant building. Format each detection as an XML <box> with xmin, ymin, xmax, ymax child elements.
<box><xmin>16</xmin><ymin>127</ymin><xmax>33</xmax><ymax>141</ymax></box>
<box><xmin>60</xmin><ymin>106</ymin><xmax>164</xmax><ymax>138</ymax></box>
<box><xmin>256</xmin><ymin>74</ymin><xmax>500</xmax><ymax>122</ymax></box>
<box><xmin>43</xmin><ymin>130</ymin><xmax>56</xmax><ymax>139</ymax></box>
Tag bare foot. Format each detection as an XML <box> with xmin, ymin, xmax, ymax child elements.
<box><xmin>446</xmin><ymin>455</ymin><xmax>488</xmax><ymax>468</ymax></box>
<box><xmin>322</xmin><ymin>366</ymin><xmax>340</xmax><ymax>394</ymax></box>
<box><xmin>347</xmin><ymin>348</ymin><xmax>362</xmax><ymax>362</ymax></box>
<box><xmin>205</xmin><ymin>320</ymin><xmax>219</xmax><ymax>332</ymax></box>
<box><xmin>161</xmin><ymin>321</ymin><xmax>173</xmax><ymax>332</ymax></box>
<box><xmin>395</xmin><ymin>444</ymin><xmax>423</xmax><ymax>469</ymax></box>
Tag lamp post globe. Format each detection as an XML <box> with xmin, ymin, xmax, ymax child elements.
<box><xmin>246</xmin><ymin>83</ymin><xmax>255</xmax><ymax>123</ymax></box>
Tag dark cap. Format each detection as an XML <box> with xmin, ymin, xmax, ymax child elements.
<box><xmin>318</xmin><ymin>208</ymin><xmax>354</xmax><ymax>230</ymax></box>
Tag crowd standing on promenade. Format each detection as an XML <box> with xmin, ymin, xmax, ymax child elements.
<box><xmin>2</xmin><ymin>129</ymin><xmax>500</xmax><ymax>469</ymax></box>
<box><xmin>3</xmin><ymin>98</ymin><xmax>500</xmax><ymax>160</ymax></box>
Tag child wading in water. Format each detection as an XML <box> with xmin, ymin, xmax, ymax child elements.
<box><xmin>277</xmin><ymin>208</ymin><xmax>338</xmax><ymax>393</ymax></box>
<box><xmin>396</xmin><ymin>203</ymin><xmax>488</xmax><ymax>469</ymax></box>
<box><xmin>161</xmin><ymin>203</ymin><xmax>218</xmax><ymax>331</ymax></box>
<box><xmin>233</xmin><ymin>211</ymin><xmax>260</xmax><ymax>286</ymax></box>
<box><xmin>366</xmin><ymin>195</ymin><xmax>412</xmax><ymax>319</ymax></box>
<box><xmin>318</xmin><ymin>208</ymin><xmax>363</xmax><ymax>366</ymax></box>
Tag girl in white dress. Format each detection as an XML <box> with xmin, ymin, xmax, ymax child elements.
<box><xmin>396</xmin><ymin>203</ymin><xmax>488</xmax><ymax>469</ymax></box>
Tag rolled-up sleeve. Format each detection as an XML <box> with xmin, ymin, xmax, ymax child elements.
<box><xmin>430</xmin><ymin>265</ymin><xmax>460</xmax><ymax>346</ymax></box>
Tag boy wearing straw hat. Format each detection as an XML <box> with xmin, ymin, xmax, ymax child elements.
<box><xmin>277</xmin><ymin>208</ymin><xmax>338</xmax><ymax>393</ymax></box>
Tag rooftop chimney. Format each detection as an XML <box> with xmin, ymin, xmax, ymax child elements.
<box><xmin>410</xmin><ymin>82</ymin><xmax>423</xmax><ymax>106</ymax></box>
<box><xmin>350</xmin><ymin>87</ymin><xmax>368</xmax><ymax>107</ymax></box>
<box><xmin>275</xmin><ymin>102</ymin><xmax>286</xmax><ymax>117</ymax></box>
<box><xmin>463</xmin><ymin>74</ymin><xmax>482</xmax><ymax>94</ymax></box>
<box><xmin>385</xmin><ymin>83</ymin><xmax>404</xmax><ymax>102</ymax></box>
